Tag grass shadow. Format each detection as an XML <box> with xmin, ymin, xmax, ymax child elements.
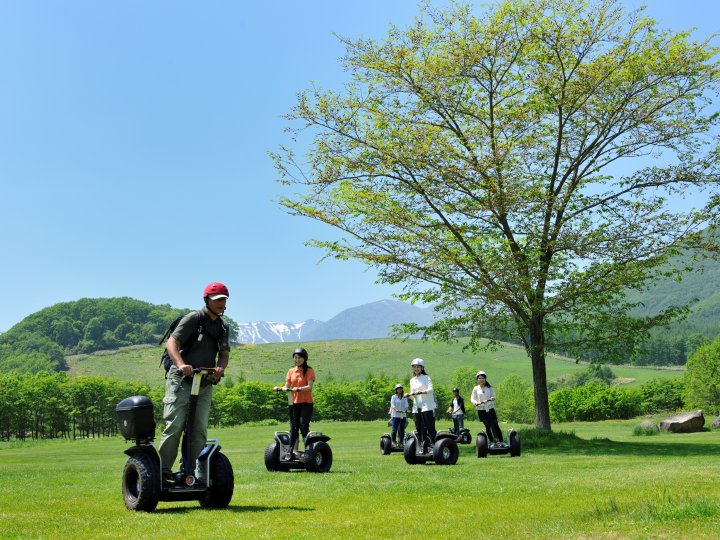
<box><xmin>154</xmin><ymin>504</ymin><xmax>313</xmax><ymax>514</ymax></box>
<box><xmin>519</xmin><ymin>428</ymin><xmax>720</xmax><ymax>457</ymax></box>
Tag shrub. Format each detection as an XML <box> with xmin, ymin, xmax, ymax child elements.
<box><xmin>549</xmin><ymin>382</ymin><xmax>642</xmax><ymax>422</ymax></box>
<box><xmin>639</xmin><ymin>377</ymin><xmax>685</xmax><ymax>414</ymax></box>
<box><xmin>496</xmin><ymin>373</ymin><xmax>534</xmax><ymax>424</ymax></box>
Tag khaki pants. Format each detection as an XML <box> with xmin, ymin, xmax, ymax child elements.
<box><xmin>157</xmin><ymin>369</ymin><xmax>213</xmax><ymax>474</ymax></box>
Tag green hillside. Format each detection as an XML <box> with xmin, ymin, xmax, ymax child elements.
<box><xmin>68</xmin><ymin>337</ymin><xmax>683</xmax><ymax>390</ymax></box>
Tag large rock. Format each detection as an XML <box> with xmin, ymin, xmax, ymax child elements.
<box><xmin>659</xmin><ymin>410</ymin><xmax>705</xmax><ymax>433</ymax></box>
<box><xmin>712</xmin><ymin>416</ymin><xmax>720</xmax><ymax>429</ymax></box>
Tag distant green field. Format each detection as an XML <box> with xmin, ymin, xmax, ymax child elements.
<box><xmin>1</xmin><ymin>420</ymin><xmax>718</xmax><ymax>539</ymax></box>
<box><xmin>67</xmin><ymin>337</ymin><xmax>683</xmax><ymax>389</ymax></box>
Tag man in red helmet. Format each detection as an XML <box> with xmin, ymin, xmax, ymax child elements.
<box><xmin>157</xmin><ymin>282</ymin><xmax>231</xmax><ymax>484</ymax></box>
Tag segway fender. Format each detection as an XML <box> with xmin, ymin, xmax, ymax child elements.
<box><xmin>123</xmin><ymin>444</ymin><xmax>160</xmax><ymax>462</ymax></box>
<box><xmin>305</xmin><ymin>432</ymin><xmax>331</xmax><ymax>445</ymax></box>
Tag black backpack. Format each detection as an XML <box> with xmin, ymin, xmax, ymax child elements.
<box><xmin>158</xmin><ymin>310</ymin><xmax>226</xmax><ymax>373</ymax></box>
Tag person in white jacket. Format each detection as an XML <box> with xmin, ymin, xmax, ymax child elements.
<box><xmin>407</xmin><ymin>358</ymin><xmax>437</xmax><ymax>451</ymax></box>
<box><xmin>388</xmin><ymin>383</ymin><xmax>408</xmax><ymax>447</ymax></box>
<box><xmin>470</xmin><ymin>370</ymin><xmax>503</xmax><ymax>444</ymax></box>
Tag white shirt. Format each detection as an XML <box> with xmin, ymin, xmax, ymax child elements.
<box><xmin>390</xmin><ymin>394</ymin><xmax>408</xmax><ymax>418</ymax></box>
<box><xmin>409</xmin><ymin>374</ymin><xmax>435</xmax><ymax>413</ymax></box>
<box><xmin>471</xmin><ymin>385</ymin><xmax>496</xmax><ymax>411</ymax></box>
<box><xmin>451</xmin><ymin>397</ymin><xmax>463</xmax><ymax>415</ymax></box>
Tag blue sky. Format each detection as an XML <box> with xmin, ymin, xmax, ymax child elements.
<box><xmin>0</xmin><ymin>1</ymin><xmax>718</xmax><ymax>332</ymax></box>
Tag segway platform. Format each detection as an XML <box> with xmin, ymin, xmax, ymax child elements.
<box><xmin>403</xmin><ymin>430</ymin><xmax>459</xmax><ymax>465</ymax></box>
<box><xmin>264</xmin><ymin>430</ymin><xmax>333</xmax><ymax>473</ymax></box>
<box><xmin>379</xmin><ymin>432</ymin><xmax>409</xmax><ymax>455</ymax></box>
<box><xmin>475</xmin><ymin>428</ymin><xmax>521</xmax><ymax>458</ymax></box>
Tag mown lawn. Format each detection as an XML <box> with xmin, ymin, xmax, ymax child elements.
<box><xmin>1</xmin><ymin>418</ymin><xmax>718</xmax><ymax>539</ymax></box>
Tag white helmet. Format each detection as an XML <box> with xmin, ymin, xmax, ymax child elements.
<box><xmin>394</xmin><ymin>383</ymin><xmax>404</xmax><ymax>390</ymax></box>
<box><xmin>410</xmin><ymin>358</ymin><xmax>425</xmax><ymax>367</ymax></box>
<box><xmin>476</xmin><ymin>370</ymin><xmax>487</xmax><ymax>378</ymax></box>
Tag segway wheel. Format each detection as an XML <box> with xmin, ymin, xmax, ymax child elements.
<box><xmin>403</xmin><ymin>437</ymin><xmax>419</xmax><ymax>464</ymax></box>
<box><xmin>433</xmin><ymin>438</ymin><xmax>459</xmax><ymax>466</ymax></box>
<box><xmin>200</xmin><ymin>451</ymin><xmax>234</xmax><ymax>509</ymax></box>
<box><xmin>303</xmin><ymin>441</ymin><xmax>333</xmax><ymax>473</ymax></box>
<box><xmin>122</xmin><ymin>454</ymin><xmax>159</xmax><ymax>512</ymax></box>
<box><xmin>509</xmin><ymin>430</ymin><xmax>521</xmax><ymax>457</ymax></box>
<box><xmin>476</xmin><ymin>433</ymin><xmax>489</xmax><ymax>458</ymax></box>
<box><xmin>460</xmin><ymin>431</ymin><xmax>472</xmax><ymax>444</ymax></box>
<box><xmin>264</xmin><ymin>441</ymin><xmax>286</xmax><ymax>472</ymax></box>
<box><xmin>380</xmin><ymin>435</ymin><xmax>392</xmax><ymax>455</ymax></box>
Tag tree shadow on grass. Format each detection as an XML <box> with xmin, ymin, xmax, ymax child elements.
<box><xmin>155</xmin><ymin>504</ymin><xmax>313</xmax><ymax>514</ymax></box>
<box><xmin>519</xmin><ymin>428</ymin><xmax>720</xmax><ymax>457</ymax></box>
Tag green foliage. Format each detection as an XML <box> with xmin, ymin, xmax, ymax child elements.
<box><xmin>549</xmin><ymin>364</ymin><xmax>617</xmax><ymax>391</ymax></box>
<box><xmin>684</xmin><ymin>336</ymin><xmax>720</xmax><ymax>416</ymax></box>
<box><xmin>275</xmin><ymin>0</ymin><xmax>720</xmax><ymax>431</ymax></box>
<box><xmin>549</xmin><ymin>382</ymin><xmax>643</xmax><ymax>422</ymax></box>
<box><xmin>632</xmin><ymin>424</ymin><xmax>660</xmax><ymax>437</ymax></box>
<box><xmin>0</xmin><ymin>372</ymin><xmax>149</xmax><ymax>441</ymax></box>
<box><xmin>496</xmin><ymin>373</ymin><xmax>534</xmax><ymax>424</ymax></box>
<box><xmin>449</xmin><ymin>366</ymin><xmax>477</xmax><ymax>398</ymax></box>
<box><xmin>0</xmin><ymin>297</ymin><xmax>239</xmax><ymax>374</ymax></box>
<box><xmin>638</xmin><ymin>377</ymin><xmax>685</xmax><ymax>414</ymax></box>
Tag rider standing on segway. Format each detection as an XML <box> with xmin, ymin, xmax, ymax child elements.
<box><xmin>157</xmin><ymin>282</ymin><xmax>230</xmax><ymax>484</ymax></box>
<box><xmin>407</xmin><ymin>358</ymin><xmax>436</xmax><ymax>452</ymax></box>
<box><xmin>447</xmin><ymin>387</ymin><xmax>466</xmax><ymax>435</ymax></box>
<box><xmin>471</xmin><ymin>370</ymin><xmax>503</xmax><ymax>445</ymax></box>
<box><xmin>389</xmin><ymin>383</ymin><xmax>408</xmax><ymax>448</ymax></box>
<box><xmin>274</xmin><ymin>348</ymin><xmax>315</xmax><ymax>459</ymax></box>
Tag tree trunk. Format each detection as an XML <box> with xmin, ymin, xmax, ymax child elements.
<box><xmin>529</xmin><ymin>324</ymin><xmax>551</xmax><ymax>430</ymax></box>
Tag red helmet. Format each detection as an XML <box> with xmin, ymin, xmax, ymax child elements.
<box><xmin>203</xmin><ymin>282</ymin><xmax>229</xmax><ymax>300</ymax></box>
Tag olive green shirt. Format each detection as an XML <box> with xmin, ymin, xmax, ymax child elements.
<box><xmin>171</xmin><ymin>308</ymin><xmax>229</xmax><ymax>369</ymax></box>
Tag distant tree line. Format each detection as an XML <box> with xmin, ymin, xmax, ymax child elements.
<box><xmin>0</xmin><ymin>297</ymin><xmax>239</xmax><ymax>374</ymax></box>
<box><xmin>5</xmin><ymin>341</ymin><xmax>719</xmax><ymax>441</ymax></box>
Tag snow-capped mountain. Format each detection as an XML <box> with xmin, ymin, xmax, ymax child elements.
<box><xmin>234</xmin><ymin>319</ymin><xmax>324</xmax><ymax>344</ymax></box>
<box><xmin>234</xmin><ymin>299</ymin><xmax>434</xmax><ymax>344</ymax></box>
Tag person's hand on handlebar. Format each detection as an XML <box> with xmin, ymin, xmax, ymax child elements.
<box><xmin>178</xmin><ymin>363</ymin><xmax>193</xmax><ymax>377</ymax></box>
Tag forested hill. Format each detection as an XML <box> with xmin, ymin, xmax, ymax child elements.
<box><xmin>0</xmin><ymin>297</ymin><xmax>238</xmax><ymax>374</ymax></box>
<box><xmin>622</xmin><ymin>241</ymin><xmax>720</xmax><ymax>365</ymax></box>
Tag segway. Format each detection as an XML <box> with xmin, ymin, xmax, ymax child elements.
<box><xmin>265</xmin><ymin>384</ymin><xmax>332</xmax><ymax>472</ymax></box>
<box><xmin>476</xmin><ymin>428</ymin><xmax>521</xmax><ymax>458</ymax></box>
<box><xmin>117</xmin><ymin>368</ymin><xmax>234</xmax><ymax>512</ymax></box>
<box><xmin>448</xmin><ymin>426</ymin><xmax>472</xmax><ymax>444</ymax></box>
<box><xmin>380</xmin><ymin>430</ymin><xmax>409</xmax><ymax>455</ymax></box>
<box><xmin>403</xmin><ymin>413</ymin><xmax>459</xmax><ymax>465</ymax></box>
<box><xmin>264</xmin><ymin>430</ymin><xmax>333</xmax><ymax>472</ymax></box>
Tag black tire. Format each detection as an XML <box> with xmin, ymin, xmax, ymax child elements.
<box><xmin>509</xmin><ymin>431</ymin><xmax>521</xmax><ymax>457</ymax></box>
<box><xmin>200</xmin><ymin>451</ymin><xmax>234</xmax><ymax>509</ymax></box>
<box><xmin>122</xmin><ymin>454</ymin><xmax>159</xmax><ymax>512</ymax></box>
<box><xmin>433</xmin><ymin>438</ymin><xmax>459</xmax><ymax>465</ymax></box>
<box><xmin>476</xmin><ymin>433</ymin><xmax>489</xmax><ymax>458</ymax></box>
<box><xmin>403</xmin><ymin>437</ymin><xmax>419</xmax><ymax>464</ymax></box>
<box><xmin>264</xmin><ymin>441</ymin><xmax>283</xmax><ymax>471</ymax></box>
<box><xmin>380</xmin><ymin>435</ymin><xmax>392</xmax><ymax>455</ymax></box>
<box><xmin>460</xmin><ymin>431</ymin><xmax>472</xmax><ymax>444</ymax></box>
<box><xmin>304</xmin><ymin>441</ymin><xmax>333</xmax><ymax>473</ymax></box>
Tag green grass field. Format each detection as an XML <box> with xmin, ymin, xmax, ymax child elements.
<box><xmin>1</xmin><ymin>419</ymin><xmax>718</xmax><ymax>539</ymax></box>
<box><xmin>66</xmin><ymin>337</ymin><xmax>683</xmax><ymax>388</ymax></box>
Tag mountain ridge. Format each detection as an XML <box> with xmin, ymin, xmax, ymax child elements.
<box><xmin>234</xmin><ymin>299</ymin><xmax>435</xmax><ymax>344</ymax></box>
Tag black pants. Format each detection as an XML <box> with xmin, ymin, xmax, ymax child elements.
<box><xmin>477</xmin><ymin>408</ymin><xmax>503</xmax><ymax>442</ymax></box>
<box><xmin>413</xmin><ymin>410</ymin><xmax>436</xmax><ymax>450</ymax></box>
<box><xmin>289</xmin><ymin>402</ymin><xmax>313</xmax><ymax>450</ymax></box>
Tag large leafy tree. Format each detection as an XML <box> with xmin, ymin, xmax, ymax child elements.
<box><xmin>273</xmin><ymin>0</ymin><xmax>720</xmax><ymax>429</ymax></box>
